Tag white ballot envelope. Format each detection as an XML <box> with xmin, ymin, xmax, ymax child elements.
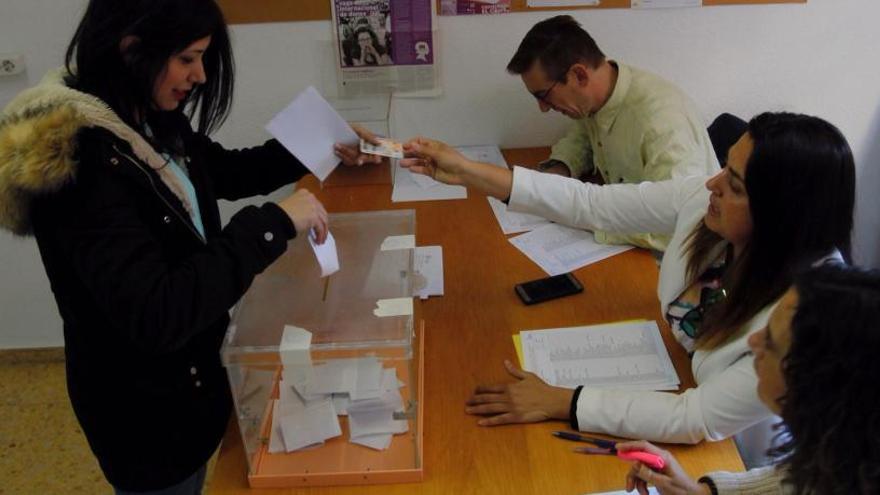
<box><xmin>266</xmin><ymin>86</ymin><xmax>359</xmax><ymax>182</ymax></box>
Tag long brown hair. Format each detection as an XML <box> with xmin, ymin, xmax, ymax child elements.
<box><xmin>684</xmin><ymin>112</ymin><xmax>854</xmax><ymax>350</ymax></box>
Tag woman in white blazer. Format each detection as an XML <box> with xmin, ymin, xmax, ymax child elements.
<box><xmin>400</xmin><ymin>112</ymin><xmax>855</xmax><ymax>465</ymax></box>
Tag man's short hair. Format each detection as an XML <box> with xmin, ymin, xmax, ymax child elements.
<box><xmin>507</xmin><ymin>15</ymin><xmax>605</xmax><ymax>82</ymax></box>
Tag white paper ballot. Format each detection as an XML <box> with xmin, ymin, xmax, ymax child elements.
<box><xmin>279</xmin><ymin>399</ymin><xmax>342</xmax><ymax>452</ymax></box>
<box><xmin>380</xmin><ymin>235</ymin><xmax>416</xmax><ymax>251</ymax></box>
<box><xmin>348</xmin><ymin>408</ymin><xmax>409</xmax><ymax>437</ymax></box>
<box><xmin>487</xmin><ymin>197</ymin><xmax>552</xmax><ymax>235</ymax></box>
<box><xmin>392</xmin><ymin>166</ymin><xmax>467</xmax><ymax>203</ymax></box>
<box><xmin>332</xmin><ymin>393</ymin><xmax>350</xmax><ymax>416</ymax></box>
<box><xmin>266</xmin><ymin>86</ymin><xmax>359</xmax><ymax>182</ymax></box>
<box><xmin>295</xmin><ymin>357</ymin><xmax>383</xmax><ymax>396</ymax></box>
<box><xmin>279</xmin><ymin>325</ymin><xmax>311</xmax><ymax>365</ymax></box>
<box><xmin>308</xmin><ymin>230</ymin><xmax>340</xmax><ymax>277</ymax></box>
<box><xmin>373</xmin><ymin>297</ymin><xmax>414</xmax><ymax>317</ymax></box>
<box><xmin>414</xmin><ymin>246</ymin><xmax>444</xmax><ymax>299</ymax></box>
<box><xmin>410</xmin><ymin>171</ymin><xmax>442</xmax><ymax>189</ymax></box>
<box><xmin>350</xmin><ymin>433</ymin><xmax>393</xmax><ymax>450</ymax></box>
<box><xmin>509</xmin><ymin>223</ymin><xmax>632</xmax><ymax>276</ymax></box>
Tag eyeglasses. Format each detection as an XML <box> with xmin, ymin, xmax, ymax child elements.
<box><xmin>532</xmin><ymin>80</ymin><xmax>559</xmax><ymax>104</ymax></box>
<box><xmin>676</xmin><ymin>286</ymin><xmax>727</xmax><ymax>338</ymax></box>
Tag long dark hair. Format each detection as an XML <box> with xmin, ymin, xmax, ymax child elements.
<box><xmin>351</xmin><ymin>26</ymin><xmax>386</xmax><ymax>64</ymax></box>
<box><xmin>685</xmin><ymin>112</ymin><xmax>855</xmax><ymax>349</ymax></box>
<box><xmin>772</xmin><ymin>266</ymin><xmax>880</xmax><ymax>494</ymax></box>
<box><xmin>64</xmin><ymin>0</ymin><xmax>234</xmax><ymax>150</ymax></box>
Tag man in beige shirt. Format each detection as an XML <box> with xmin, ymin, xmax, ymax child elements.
<box><xmin>507</xmin><ymin>15</ymin><xmax>720</xmax><ymax>251</ymax></box>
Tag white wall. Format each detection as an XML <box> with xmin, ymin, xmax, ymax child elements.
<box><xmin>1</xmin><ymin>0</ymin><xmax>878</xmax><ymax>348</ymax></box>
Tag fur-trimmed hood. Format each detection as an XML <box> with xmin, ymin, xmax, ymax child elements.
<box><xmin>0</xmin><ymin>68</ymin><xmax>192</xmax><ymax>236</ymax></box>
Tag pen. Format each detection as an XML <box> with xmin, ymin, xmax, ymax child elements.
<box><xmin>551</xmin><ymin>431</ymin><xmax>617</xmax><ymax>449</ymax></box>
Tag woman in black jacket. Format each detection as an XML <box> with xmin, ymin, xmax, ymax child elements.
<box><xmin>0</xmin><ymin>0</ymin><xmax>378</xmax><ymax>492</ymax></box>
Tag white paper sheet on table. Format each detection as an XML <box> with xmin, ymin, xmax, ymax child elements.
<box><xmin>509</xmin><ymin>223</ymin><xmax>632</xmax><ymax>276</ymax></box>
<box><xmin>414</xmin><ymin>246</ymin><xmax>444</xmax><ymax>299</ymax></box>
<box><xmin>392</xmin><ymin>166</ymin><xmax>467</xmax><ymax>202</ymax></box>
<box><xmin>265</xmin><ymin>86</ymin><xmax>358</xmax><ymax>182</ymax></box>
<box><xmin>458</xmin><ymin>145</ymin><xmax>552</xmax><ymax>235</ymax></box>
<box><xmin>487</xmin><ymin>197</ymin><xmax>553</xmax><ymax>235</ymax></box>
<box><xmin>308</xmin><ymin>230</ymin><xmax>340</xmax><ymax>277</ymax></box>
<box><xmin>520</xmin><ymin>321</ymin><xmax>679</xmax><ymax>391</ymax></box>
<box><xmin>456</xmin><ymin>145</ymin><xmax>508</xmax><ymax>167</ymax></box>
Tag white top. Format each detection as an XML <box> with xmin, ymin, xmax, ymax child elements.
<box><xmin>508</xmin><ymin>167</ymin><xmax>775</xmax><ymax>448</ymax></box>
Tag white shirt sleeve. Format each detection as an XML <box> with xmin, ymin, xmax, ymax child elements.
<box><xmin>574</xmin><ymin>352</ymin><xmax>773</xmax><ymax>444</ymax></box>
<box><xmin>508</xmin><ymin>166</ymin><xmax>706</xmax><ymax>236</ymax></box>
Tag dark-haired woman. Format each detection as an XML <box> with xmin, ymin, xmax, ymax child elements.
<box><xmin>621</xmin><ymin>265</ymin><xmax>880</xmax><ymax>494</ymax></box>
<box><xmin>352</xmin><ymin>26</ymin><xmax>393</xmax><ymax>66</ymax></box>
<box><xmin>400</xmin><ymin>112</ymin><xmax>855</xmax><ymax>465</ymax></box>
<box><xmin>0</xmin><ymin>0</ymin><xmax>379</xmax><ymax>493</ymax></box>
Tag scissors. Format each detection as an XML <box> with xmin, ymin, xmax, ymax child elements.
<box><xmin>552</xmin><ymin>431</ymin><xmax>666</xmax><ymax>470</ymax></box>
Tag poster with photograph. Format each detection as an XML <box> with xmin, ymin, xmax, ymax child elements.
<box><xmin>440</xmin><ymin>0</ymin><xmax>512</xmax><ymax>15</ymax></box>
<box><xmin>332</xmin><ymin>0</ymin><xmax>438</xmax><ymax>95</ymax></box>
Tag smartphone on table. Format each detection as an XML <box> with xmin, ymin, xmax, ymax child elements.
<box><xmin>515</xmin><ymin>272</ymin><xmax>583</xmax><ymax>305</ymax></box>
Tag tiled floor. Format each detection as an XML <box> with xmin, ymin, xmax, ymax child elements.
<box><xmin>0</xmin><ymin>349</ymin><xmax>217</xmax><ymax>495</ymax></box>
<box><xmin>0</xmin><ymin>349</ymin><xmax>110</xmax><ymax>494</ymax></box>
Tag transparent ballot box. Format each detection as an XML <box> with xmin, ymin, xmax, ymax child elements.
<box><xmin>221</xmin><ymin>210</ymin><xmax>424</xmax><ymax>487</ymax></box>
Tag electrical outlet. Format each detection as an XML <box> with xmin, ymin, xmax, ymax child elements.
<box><xmin>0</xmin><ymin>53</ymin><xmax>25</xmax><ymax>76</ymax></box>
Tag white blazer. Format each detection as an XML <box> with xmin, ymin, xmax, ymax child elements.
<box><xmin>508</xmin><ymin>167</ymin><xmax>775</xmax><ymax>451</ymax></box>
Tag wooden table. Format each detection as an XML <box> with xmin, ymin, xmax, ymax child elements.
<box><xmin>209</xmin><ymin>148</ymin><xmax>744</xmax><ymax>495</ymax></box>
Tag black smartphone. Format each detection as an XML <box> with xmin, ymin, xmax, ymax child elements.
<box><xmin>515</xmin><ymin>272</ymin><xmax>584</xmax><ymax>305</ymax></box>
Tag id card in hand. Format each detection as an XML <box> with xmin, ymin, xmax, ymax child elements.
<box><xmin>360</xmin><ymin>137</ymin><xmax>404</xmax><ymax>159</ymax></box>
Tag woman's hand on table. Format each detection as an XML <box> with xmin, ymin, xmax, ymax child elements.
<box><xmin>465</xmin><ymin>360</ymin><xmax>573</xmax><ymax>426</ymax></box>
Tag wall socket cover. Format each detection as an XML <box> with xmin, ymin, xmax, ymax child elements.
<box><xmin>0</xmin><ymin>53</ymin><xmax>26</xmax><ymax>76</ymax></box>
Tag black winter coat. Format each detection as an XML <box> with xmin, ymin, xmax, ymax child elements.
<box><xmin>29</xmin><ymin>122</ymin><xmax>307</xmax><ymax>491</ymax></box>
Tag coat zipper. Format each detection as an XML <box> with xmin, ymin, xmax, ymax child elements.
<box><xmin>112</xmin><ymin>144</ymin><xmax>206</xmax><ymax>244</ymax></box>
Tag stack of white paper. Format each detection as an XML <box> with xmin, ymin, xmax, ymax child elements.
<box><xmin>391</xmin><ymin>165</ymin><xmax>467</xmax><ymax>202</ymax></box>
<box><xmin>347</xmin><ymin>380</ymin><xmax>409</xmax><ymax>450</ymax></box>
<box><xmin>509</xmin><ymin>223</ymin><xmax>632</xmax><ymax>276</ymax></box>
<box><xmin>520</xmin><ymin>321</ymin><xmax>680</xmax><ymax>391</ymax></box>
<box><xmin>271</xmin><ymin>354</ymin><xmax>409</xmax><ymax>453</ymax></box>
